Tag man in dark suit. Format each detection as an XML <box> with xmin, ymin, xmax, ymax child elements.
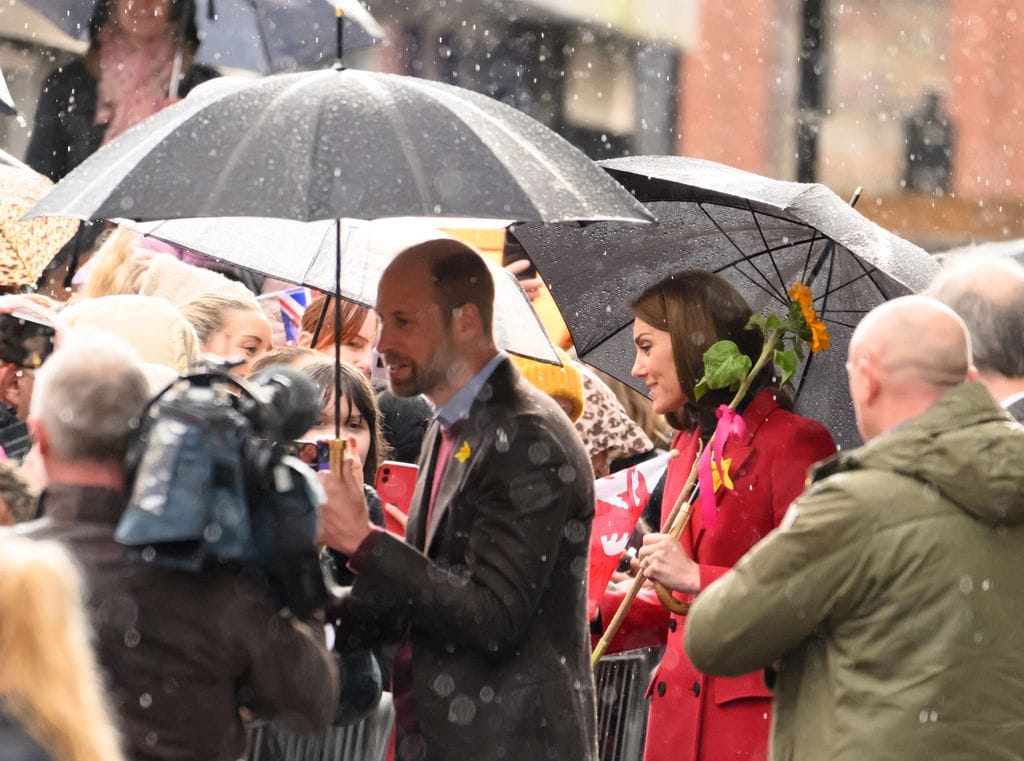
<box><xmin>319</xmin><ymin>239</ymin><xmax>598</xmax><ymax>761</ymax></box>
<box><xmin>928</xmin><ymin>257</ymin><xmax>1024</xmax><ymax>422</ymax></box>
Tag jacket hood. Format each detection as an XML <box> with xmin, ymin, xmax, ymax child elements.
<box><xmin>826</xmin><ymin>382</ymin><xmax>1024</xmax><ymax>526</ymax></box>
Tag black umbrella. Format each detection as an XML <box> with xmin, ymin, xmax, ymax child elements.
<box><xmin>13</xmin><ymin>0</ymin><xmax>382</xmax><ymax>74</ymax></box>
<box><xmin>511</xmin><ymin>155</ymin><xmax>940</xmax><ymax>449</ymax></box>
<box><xmin>31</xmin><ymin>67</ymin><xmax>651</xmax><ymax>437</ymax></box>
<box><xmin>30</xmin><ymin>68</ymin><xmax>651</xmax><ymax>224</ymax></box>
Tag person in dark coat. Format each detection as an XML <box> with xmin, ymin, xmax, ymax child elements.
<box><xmin>319</xmin><ymin>240</ymin><xmax>599</xmax><ymax>761</ymax></box>
<box><xmin>928</xmin><ymin>257</ymin><xmax>1024</xmax><ymax>422</ymax></box>
<box><xmin>17</xmin><ymin>335</ymin><xmax>339</xmax><ymax>761</ymax></box>
<box><xmin>25</xmin><ymin>0</ymin><xmax>218</xmax><ymax>182</ymax></box>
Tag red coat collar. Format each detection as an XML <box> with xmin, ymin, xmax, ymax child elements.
<box><xmin>662</xmin><ymin>389</ymin><xmax>785</xmax><ymax>526</ymax></box>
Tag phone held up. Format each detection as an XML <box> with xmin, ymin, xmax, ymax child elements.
<box><xmin>375</xmin><ymin>461</ymin><xmax>419</xmax><ymax>538</ymax></box>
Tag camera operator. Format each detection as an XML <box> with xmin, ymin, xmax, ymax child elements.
<box><xmin>12</xmin><ymin>333</ymin><xmax>339</xmax><ymax>761</ymax></box>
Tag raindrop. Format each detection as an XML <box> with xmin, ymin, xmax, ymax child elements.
<box><xmin>958</xmin><ymin>575</ymin><xmax>974</xmax><ymax>595</ymax></box>
<box><xmin>495</xmin><ymin>428</ymin><xmax>510</xmax><ymax>453</ymax></box>
<box><xmin>139</xmin><ymin>692</ymin><xmax>153</xmax><ymax>709</ymax></box>
<box><xmin>432</xmin><ymin>673</ymin><xmax>456</xmax><ymax>697</ymax></box>
<box><xmin>479</xmin><ymin>686</ymin><xmax>495</xmax><ymax>703</ymax></box>
<box><xmin>448</xmin><ymin>695</ymin><xmax>476</xmax><ymax>725</ymax></box>
<box><xmin>981</xmin><ymin>579</ymin><xmax>991</xmax><ymax>591</ymax></box>
<box><xmin>558</xmin><ymin>464</ymin><xmax>576</xmax><ymax>483</ymax></box>
<box><xmin>563</xmin><ymin>520</ymin><xmax>586</xmax><ymax>543</ymax></box>
<box><xmin>528</xmin><ymin>442</ymin><xmax>551</xmax><ymax>464</ymax></box>
<box><xmin>124</xmin><ymin>628</ymin><xmax>141</xmax><ymax>648</ymax></box>
<box><xmin>204</xmin><ymin>523</ymin><xmax>223</xmax><ymax>542</ymax></box>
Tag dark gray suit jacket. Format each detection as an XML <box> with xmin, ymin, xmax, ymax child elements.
<box><xmin>335</xmin><ymin>358</ymin><xmax>598</xmax><ymax>761</ymax></box>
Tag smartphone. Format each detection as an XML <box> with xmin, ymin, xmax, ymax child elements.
<box><xmin>295</xmin><ymin>440</ymin><xmax>331</xmax><ymax>471</ymax></box>
<box><xmin>375</xmin><ymin>461</ymin><xmax>419</xmax><ymax>538</ymax></box>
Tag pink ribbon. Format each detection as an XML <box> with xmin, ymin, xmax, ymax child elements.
<box><xmin>695</xmin><ymin>405</ymin><xmax>747</xmax><ymax>529</ymax></box>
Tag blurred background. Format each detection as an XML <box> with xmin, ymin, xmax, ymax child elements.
<box><xmin>2</xmin><ymin>0</ymin><xmax>1021</xmax><ymax>255</ymax></box>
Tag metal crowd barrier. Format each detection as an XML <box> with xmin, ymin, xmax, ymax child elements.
<box><xmin>246</xmin><ymin>646</ymin><xmax>659</xmax><ymax>761</ymax></box>
<box><xmin>595</xmin><ymin>648</ymin><xmax>663</xmax><ymax>761</ymax></box>
<box><xmin>246</xmin><ymin>692</ymin><xmax>394</xmax><ymax>761</ymax></box>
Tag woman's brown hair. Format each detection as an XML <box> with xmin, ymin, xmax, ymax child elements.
<box><xmin>632</xmin><ymin>270</ymin><xmax>782</xmax><ymax>434</ymax></box>
<box><xmin>300</xmin><ymin>295</ymin><xmax>372</xmax><ymax>352</ymax></box>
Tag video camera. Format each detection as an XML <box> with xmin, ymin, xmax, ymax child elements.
<box><xmin>116</xmin><ymin>360</ymin><xmax>328</xmax><ymax>617</ymax></box>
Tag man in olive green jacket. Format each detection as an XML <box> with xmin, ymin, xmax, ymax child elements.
<box><xmin>685</xmin><ymin>296</ymin><xmax>1024</xmax><ymax>761</ymax></box>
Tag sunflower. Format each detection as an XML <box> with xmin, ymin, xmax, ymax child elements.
<box><xmin>788</xmin><ymin>282</ymin><xmax>831</xmax><ymax>354</ymax></box>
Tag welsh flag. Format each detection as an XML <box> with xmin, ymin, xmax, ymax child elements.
<box><xmin>587</xmin><ymin>452</ymin><xmax>672</xmax><ymax>619</ymax></box>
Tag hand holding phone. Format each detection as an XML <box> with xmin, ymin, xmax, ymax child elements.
<box><xmin>375</xmin><ymin>461</ymin><xmax>419</xmax><ymax>538</ymax></box>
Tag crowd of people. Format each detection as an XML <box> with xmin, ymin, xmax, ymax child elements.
<box><xmin>0</xmin><ymin>211</ymin><xmax>1021</xmax><ymax>761</ymax></box>
<box><xmin>4</xmin><ymin>2</ymin><xmax>1024</xmax><ymax>761</ymax></box>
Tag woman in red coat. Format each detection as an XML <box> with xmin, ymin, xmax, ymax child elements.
<box><xmin>597</xmin><ymin>271</ymin><xmax>836</xmax><ymax>761</ymax></box>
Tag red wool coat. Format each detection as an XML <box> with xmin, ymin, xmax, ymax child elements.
<box><xmin>598</xmin><ymin>390</ymin><xmax>836</xmax><ymax>761</ymax></box>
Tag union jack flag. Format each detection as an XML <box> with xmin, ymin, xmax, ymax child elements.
<box><xmin>279</xmin><ymin>287</ymin><xmax>312</xmax><ymax>346</ymax></box>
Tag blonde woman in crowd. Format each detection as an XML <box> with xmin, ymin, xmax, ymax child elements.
<box><xmin>0</xmin><ymin>535</ymin><xmax>124</xmax><ymax>761</ymax></box>
<box><xmin>180</xmin><ymin>290</ymin><xmax>273</xmax><ymax>377</ymax></box>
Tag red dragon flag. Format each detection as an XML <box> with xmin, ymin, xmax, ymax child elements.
<box><xmin>587</xmin><ymin>452</ymin><xmax>672</xmax><ymax>619</ymax></box>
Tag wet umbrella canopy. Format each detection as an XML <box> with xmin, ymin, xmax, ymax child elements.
<box><xmin>511</xmin><ymin>156</ymin><xmax>941</xmax><ymax>449</ymax></box>
<box><xmin>30</xmin><ymin>65</ymin><xmax>650</xmax><ymax>437</ymax></box>
<box><xmin>132</xmin><ymin>216</ymin><xmax>561</xmax><ymax>362</ymax></box>
<box><xmin>29</xmin><ymin>67</ymin><xmax>652</xmax><ymax>225</ymax></box>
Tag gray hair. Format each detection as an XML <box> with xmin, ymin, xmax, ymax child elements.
<box><xmin>928</xmin><ymin>258</ymin><xmax>1024</xmax><ymax>378</ymax></box>
<box><xmin>30</xmin><ymin>332</ymin><xmax>150</xmax><ymax>462</ymax></box>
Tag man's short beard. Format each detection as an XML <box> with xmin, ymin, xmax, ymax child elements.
<box><xmin>388</xmin><ymin>360</ymin><xmax>448</xmax><ymax>399</ymax></box>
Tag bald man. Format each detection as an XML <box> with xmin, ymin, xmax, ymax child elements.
<box><xmin>683</xmin><ymin>296</ymin><xmax>1024</xmax><ymax>761</ymax></box>
<box><xmin>928</xmin><ymin>257</ymin><xmax>1024</xmax><ymax>422</ymax></box>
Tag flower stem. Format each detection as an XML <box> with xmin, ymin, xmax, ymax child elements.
<box><xmin>727</xmin><ymin>328</ymin><xmax>783</xmax><ymax>410</ymax></box>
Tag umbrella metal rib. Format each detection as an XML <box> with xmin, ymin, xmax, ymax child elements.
<box><xmin>748</xmin><ymin>205</ymin><xmax>790</xmax><ymax>297</ymax></box>
<box><xmin>698</xmin><ymin>203</ymin><xmax>788</xmax><ymax>305</ymax></box>
<box><xmin>351</xmin><ymin>73</ymin><xmax>435</xmax><ymax>215</ymax></box>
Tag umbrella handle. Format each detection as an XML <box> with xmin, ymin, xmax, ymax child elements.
<box><xmin>652</xmin><ymin>497</ymin><xmax>696</xmax><ymax>616</ymax></box>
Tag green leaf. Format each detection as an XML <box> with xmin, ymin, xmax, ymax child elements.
<box><xmin>791</xmin><ymin>335</ymin><xmax>806</xmax><ymax>362</ymax></box>
<box><xmin>774</xmin><ymin>349</ymin><xmax>799</xmax><ymax>387</ymax></box>
<box><xmin>694</xmin><ymin>377</ymin><xmax>710</xmax><ymax>401</ymax></box>
<box><xmin>747</xmin><ymin>312</ymin><xmax>784</xmax><ymax>335</ymax></box>
<box><xmin>700</xmin><ymin>340</ymin><xmax>753</xmax><ymax>392</ymax></box>
<box><xmin>746</xmin><ymin>313</ymin><xmax>768</xmax><ymax>332</ymax></box>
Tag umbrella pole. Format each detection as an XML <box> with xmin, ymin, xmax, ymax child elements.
<box><xmin>334</xmin><ymin>219</ymin><xmax>342</xmax><ymax>440</ymax></box>
<box><xmin>335</xmin><ymin>6</ymin><xmax>345</xmax><ymax>66</ymax></box>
